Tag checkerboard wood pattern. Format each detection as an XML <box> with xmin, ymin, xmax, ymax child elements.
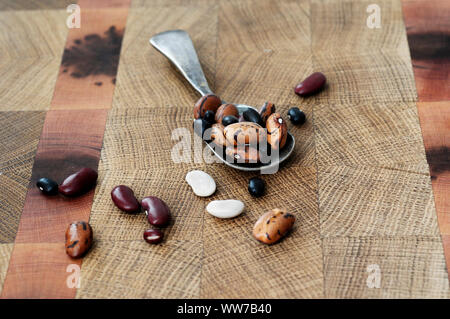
<box><xmin>0</xmin><ymin>0</ymin><xmax>448</xmax><ymax>298</ymax></box>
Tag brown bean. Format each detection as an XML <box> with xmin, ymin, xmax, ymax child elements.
<box><xmin>224</xmin><ymin>122</ymin><xmax>264</xmax><ymax>146</ymax></box>
<box><xmin>58</xmin><ymin>167</ymin><xmax>98</xmax><ymax>197</ymax></box>
<box><xmin>141</xmin><ymin>196</ymin><xmax>171</xmax><ymax>227</ymax></box>
<box><xmin>193</xmin><ymin>94</ymin><xmax>222</xmax><ymax>119</ymax></box>
<box><xmin>210</xmin><ymin>123</ymin><xmax>226</xmax><ymax>147</ymax></box>
<box><xmin>294</xmin><ymin>72</ymin><xmax>326</xmax><ymax>96</ymax></box>
<box><xmin>266</xmin><ymin>113</ymin><xmax>287</xmax><ymax>150</ymax></box>
<box><xmin>65</xmin><ymin>221</ymin><xmax>93</xmax><ymax>258</ymax></box>
<box><xmin>253</xmin><ymin>209</ymin><xmax>295</xmax><ymax>244</ymax></box>
<box><xmin>225</xmin><ymin>145</ymin><xmax>260</xmax><ymax>163</ymax></box>
<box><xmin>111</xmin><ymin>185</ymin><xmax>140</xmax><ymax>213</ymax></box>
<box><xmin>143</xmin><ymin>229</ymin><xmax>164</xmax><ymax>244</ymax></box>
<box><xmin>215</xmin><ymin>104</ymin><xmax>238</xmax><ymax>123</ymax></box>
<box><xmin>259</xmin><ymin>102</ymin><xmax>276</xmax><ymax>123</ymax></box>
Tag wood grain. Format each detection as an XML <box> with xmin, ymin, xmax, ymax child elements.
<box><xmin>402</xmin><ymin>0</ymin><xmax>450</xmax><ymax>102</ymax></box>
<box><xmin>14</xmin><ymin>109</ymin><xmax>107</xmax><ymax>244</ymax></box>
<box><xmin>0</xmin><ymin>0</ymin><xmax>74</xmax><ymax>11</ymax></box>
<box><xmin>319</xmin><ymin>165</ymin><xmax>439</xmax><ymax>237</ymax></box>
<box><xmin>51</xmin><ymin>8</ymin><xmax>129</xmax><ymax>110</ymax></box>
<box><xmin>0</xmin><ymin>244</ymin><xmax>13</xmax><ymax>294</ymax></box>
<box><xmin>1</xmin><ymin>243</ymin><xmax>81</xmax><ymax>299</ymax></box>
<box><xmin>218</xmin><ymin>0</ymin><xmax>310</xmax><ymax>53</ymax></box>
<box><xmin>315</xmin><ymin>101</ymin><xmax>428</xmax><ymax>170</ymax></box>
<box><xmin>76</xmin><ymin>239</ymin><xmax>202</xmax><ymax>299</ymax></box>
<box><xmin>323</xmin><ymin>237</ymin><xmax>449</xmax><ymax>298</ymax></box>
<box><xmin>311</xmin><ymin>0</ymin><xmax>408</xmax><ymax>53</ymax></box>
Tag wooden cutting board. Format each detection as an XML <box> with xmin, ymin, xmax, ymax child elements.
<box><xmin>0</xmin><ymin>0</ymin><xmax>448</xmax><ymax>298</ymax></box>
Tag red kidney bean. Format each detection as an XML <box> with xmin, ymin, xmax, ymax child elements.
<box><xmin>58</xmin><ymin>167</ymin><xmax>98</xmax><ymax>196</ymax></box>
<box><xmin>294</xmin><ymin>72</ymin><xmax>326</xmax><ymax>96</ymax></box>
<box><xmin>141</xmin><ymin>196</ymin><xmax>171</xmax><ymax>227</ymax></box>
<box><xmin>65</xmin><ymin>221</ymin><xmax>93</xmax><ymax>258</ymax></box>
<box><xmin>143</xmin><ymin>229</ymin><xmax>164</xmax><ymax>244</ymax></box>
<box><xmin>111</xmin><ymin>185</ymin><xmax>140</xmax><ymax>213</ymax></box>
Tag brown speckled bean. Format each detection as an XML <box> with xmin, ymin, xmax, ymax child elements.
<box><xmin>193</xmin><ymin>94</ymin><xmax>222</xmax><ymax>119</ymax></box>
<box><xmin>65</xmin><ymin>221</ymin><xmax>93</xmax><ymax>258</ymax></box>
<box><xmin>253</xmin><ymin>209</ymin><xmax>295</xmax><ymax>244</ymax></box>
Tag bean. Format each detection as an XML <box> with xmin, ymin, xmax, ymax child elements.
<box><xmin>266</xmin><ymin>113</ymin><xmax>287</xmax><ymax>150</ymax></box>
<box><xmin>111</xmin><ymin>185</ymin><xmax>140</xmax><ymax>213</ymax></box>
<box><xmin>203</xmin><ymin>110</ymin><xmax>216</xmax><ymax>126</ymax></box>
<box><xmin>65</xmin><ymin>221</ymin><xmax>93</xmax><ymax>258</ymax></box>
<box><xmin>294</xmin><ymin>72</ymin><xmax>326</xmax><ymax>96</ymax></box>
<box><xmin>224</xmin><ymin>122</ymin><xmax>264</xmax><ymax>146</ymax></box>
<box><xmin>253</xmin><ymin>209</ymin><xmax>295</xmax><ymax>244</ymax></box>
<box><xmin>58</xmin><ymin>167</ymin><xmax>98</xmax><ymax>197</ymax></box>
<box><xmin>194</xmin><ymin>94</ymin><xmax>222</xmax><ymax>119</ymax></box>
<box><xmin>225</xmin><ymin>145</ymin><xmax>260</xmax><ymax>163</ymax></box>
<box><xmin>222</xmin><ymin>115</ymin><xmax>239</xmax><ymax>126</ymax></box>
<box><xmin>143</xmin><ymin>229</ymin><xmax>164</xmax><ymax>244</ymax></box>
<box><xmin>287</xmin><ymin>107</ymin><xmax>306</xmax><ymax>125</ymax></box>
<box><xmin>193</xmin><ymin>118</ymin><xmax>211</xmax><ymax>141</ymax></box>
<box><xmin>243</xmin><ymin>108</ymin><xmax>264</xmax><ymax>126</ymax></box>
<box><xmin>141</xmin><ymin>196</ymin><xmax>171</xmax><ymax>227</ymax></box>
<box><xmin>248</xmin><ymin>177</ymin><xmax>265</xmax><ymax>197</ymax></box>
<box><xmin>259</xmin><ymin>102</ymin><xmax>276</xmax><ymax>124</ymax></box>
<box><xmin>210</xmin><ymin>123</ymin><xmax>226</xmax><ymax>147</ymax></box>
<box><xmin>215</xmin><ymin>104</ymin><xmax>238</xmax><ymax>123</ymax></box>
<box><xmin>36</xmin><ymin>177</ymin><xmax>58</xmax><ymax>195</ymax></box>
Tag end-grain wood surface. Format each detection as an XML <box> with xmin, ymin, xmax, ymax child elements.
<box><xmin>0</xmin><ymin>0</ymin><xmax>448</xmax><ymax>298</ymax></box>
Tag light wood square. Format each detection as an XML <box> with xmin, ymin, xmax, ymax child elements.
<box><xmin>315</xmin><ymin>101</ymin><xmax>428</xmax><ymax>170</ymax></box>
<box><xmin>323</xmin><ymin>237</ymin><xmax>449</xmax><ymax>298</ymax></box>
<box><xmin>218</xmin><ymin>0</ymin><xmax>310</xmax><ymax>53</ymax></box>
<box><xmin>318</xmin><ymin>165</ymin><xmax>439</xmax><ymax>237</ymax></box>
<box><xmin>77</xmin><ymin>239</ymin><xmax>202</xmax><ymax>298</ymax></box>
<box><xmin>0</xmin><ymin>244</ymin><xmax>13</xmax><ymax>294</ymax></box>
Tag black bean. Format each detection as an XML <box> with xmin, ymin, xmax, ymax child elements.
<box><xmin>203</xmin><ymin>110</ymin><xmax>216</xmax><ymax>126</ymax></box>
<box><xmin>287</xmin><ymin>107</ymin><xmax>306</xmax><ymax>125</ymax></box>
<box><xmin>36</xmin><ymin>177</ymin><xmax>59</xmax><ymax>195</ymax></box>
<box><xmin>243</xmin><ymin>108</ymin><xmax>264</xmax><ymax>126</ymax></box>
<box><xmin>248</xmin><ymin>177</ymin><xmax>265</xmax><ymax>197</ymax></box>
<box><xmin>222</xmin><ymin>115</ymin><xmax>239</xmax><ymax>126</ymax></box>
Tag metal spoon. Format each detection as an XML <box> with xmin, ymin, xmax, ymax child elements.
<box><xmin>149</xmin><ymin>29</ymin><xmax>295</xmax><ymax>172</ymax></box>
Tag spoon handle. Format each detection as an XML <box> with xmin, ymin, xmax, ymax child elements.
<box><xmin>149</xmin><ymin>30</ymin><xmax>213</xmax><ymax>97</ymax></box>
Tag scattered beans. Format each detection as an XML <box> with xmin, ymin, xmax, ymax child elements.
<box><xmin>224</xmin><ymin>122</ymin><xmax>264</xmax><ymax>146</ymax></box>
<box><xmin>248</xmin><ymin>177</ymin><xmax>265</xmax><ymax>197</ymax></box>
<box><xmin>294</xmin><ymin>72</ymin><xmax>326</xmax><ymax>96</ymax></box>
<box><xmin>259</xmin><ymin>102</ymin><xmax>276</xmax><ymax>124</ymax></box>
<box><xmin>215</xmin><ymin>104</ymin><xmax>238</xmax><ymax>123</ymax></box>
<box><xmin>143</xmin><ymin>228</ymin><xmax>164</xmax><ymax>244</ymax></box>
<box><xmin>185</xmin><ymin>170</ymin><xmax>216</xmax><ymax>197</ymax></box>
<box><xmin>206</xmin><ymin>199</ymin><xmax>244</xmax><ymax>219</ymax></box>
<box><xmin>222</xmin><ymin>115</ymin><xmax>239</xmax><ymax>126</ymax></box>
<box><xmin>287</xmin><ymin>107</ymin><xmax>306</xmax><ymax>125</ymax></box>
<box><xmin>225</xmin><ymin>145</ymin><xmax>260</xmax><ymax>163</ymax></box>
<box><xmin>36</xmin><ymin>177</ymin><xmax>58</xmax><ymax>195</ymax></box>
<box><xmin>266</xmin><ymin>113</ymin><xmax>287</xmax><ymax>150</ymax></box>
<box><xmin>243</xmin><ymin>108</ymin><xmax>264</xmax><ymax>126</ymax></box>
<box><xmin>65</xmin><ymin>221</ymin><xmax>93</xmax><ymax>258</ymax></box>
<box><xmin>253</xmin><ymin>209</ymin><xmax>295</xmax><ymax>244</ymax></box>
<box><xmin>58</xmin><ymin>167</ymin><xmax>98</xmax><ymax>197</ymax></box>
<box><xmin>141</xmin><ymin>196</ymin><xmax>171</xmax><ymax>227</ymax></box>
<box><xmin>111</xmin><ymin>185</ymin><xmax>140</xmax><ymax>213</ymax></box>
<box><xmin>194</xmin><ymin>94</ymin><xmax>222</xmax><ymax>119</ymax></box>
<box><xmin>203</xmin><ymin>110</ymin><xmax>216</xmax><ymax>126</ymax></box>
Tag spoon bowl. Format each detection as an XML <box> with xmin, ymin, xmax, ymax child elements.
<box><xmin>150</xmin><ymin>30</ymin><xmax>295</xmax><ymax>172</ymax></box>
